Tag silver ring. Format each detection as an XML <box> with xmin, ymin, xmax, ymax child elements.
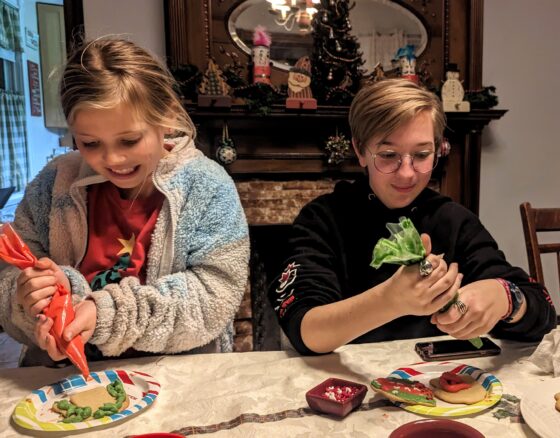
<box><xmin>419</xmin><ymin>258</ymin><xmax>433</xmax><ymax>277</ymax></box>
<box><xmin>454</xmin><ymin>299</ymin><xmax>468</xmax><ymax>315</ymax></box>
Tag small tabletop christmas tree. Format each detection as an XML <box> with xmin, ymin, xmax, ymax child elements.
<box><xmin>311</xmin><ymin>0</ymin><xmax>364</xmax><ymax>105</ymax></box>
<box><xmin>197</xmin><ymin>58</ymin><xmax>232</xmax><ymax>107</ymax></box>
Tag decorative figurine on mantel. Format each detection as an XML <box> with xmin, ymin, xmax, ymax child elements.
<box><xmin>252</xmin><ymin>25</ymin><xmax>272</xmax><ymax>84</ymax></box>
<box><xmin>197</xmin><ymin>58</ymin><xmax>232</xmax><ymax>107</ymax></box>
<box><xmin>441</xmin><ymin>64</ymin><xmax>470</xmax><ymax>112</ymax></box>
<box><xmin>286</xmin><ymin>56</ymin><xmax>317</xmax><ymax>110</ymax></box>
<box><xmin>394</xmin><ymin>44</ymin><xmax>418</xmax><ymax>84</ymax></box>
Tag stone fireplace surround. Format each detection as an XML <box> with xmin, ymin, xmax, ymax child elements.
<box><xmin>232</xmin><ymin>179</ymin><xmax>336</xmax><ymax>352</ymax></box>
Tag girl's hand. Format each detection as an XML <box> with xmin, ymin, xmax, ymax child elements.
<box><xmin>16</xmin><ymin>257</ymin><xmax>71</xmax><ymax>318</ymax></box>
<box><xmin>431</xmin><ymin>279</ymin><xmax>510</xmax><ymax>339</ymax></box>
<box><xmin>33</xmin><ymin>299</ymin><xmax>97</xmax><ymax>361</ymax></box>
<box><xmin>384</xmin><ymin>234</ymin><xmax>462</xmax><ymax>317</ymax></box>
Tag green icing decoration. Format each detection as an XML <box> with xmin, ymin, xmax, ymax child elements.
<box><xmin>371</xmin><ymin>217</ymin><xmax>426</xmax><ymax>269</ymax></box>
<box><xmin>371</xmin><ymin>217</ymin><xmax>482</xmax><ymax>349</ymax></box>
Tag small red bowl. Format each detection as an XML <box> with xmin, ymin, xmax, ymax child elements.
<box><xmin>305</xmin><ymin>377</ymin><xmax>367</xmax><ymax>418</ymax></box>
<box><xmin>389</xmin><ymin>419</ymin><xmax>485</xmax><ymax>438</ymax></box>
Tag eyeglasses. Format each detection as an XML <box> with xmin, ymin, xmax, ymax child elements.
<box><xmin>367</xmin><ymin>149</ymin><xmax>438</xmax><ymax>174</ymax></box>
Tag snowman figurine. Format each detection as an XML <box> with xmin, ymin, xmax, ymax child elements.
<box><xmin>441</xmin><ymin>65</ymin><xmax>470</xmax><ymax>112</ymax></box>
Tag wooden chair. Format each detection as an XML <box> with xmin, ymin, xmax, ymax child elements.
<box><xmin>519</xmin><ymin>202</ymin><xmax>560</xmax><ymax>286</ymax></box>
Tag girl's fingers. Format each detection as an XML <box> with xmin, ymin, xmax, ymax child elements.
<box><xmin>29</xmin><ymin>296</ymin><xmax>54</xmax><ymax>317</ymax></box>
<box><xmin>35</xmin><ymin>315</ymin><xmax>66</xmax><ymax>361</ymax></box>
<box><xmin>450</xmin><ymin>322</ymin><xmax>484</xmax><ymax>340</ymax></box>
<box><xmin>45</xmin><ymin>335</ymin><xmax>66</xmax><ymax>361</ymax></box>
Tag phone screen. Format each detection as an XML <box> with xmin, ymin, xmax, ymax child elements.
<box><xmin>415</xmin><ymin>337</ymin><xmax>501</xmax><ymax>361</ymax></box>
<box><xmin>432</xmin><ymin>338</ymin><xmax>498</xmax><ymax>354</ymax></box>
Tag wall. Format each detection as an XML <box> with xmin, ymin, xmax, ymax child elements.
<box><xmin>482</xmin><ymin>0</ymin><xmax>560</xmax><ymax>307</ymax></box>
<box><xmin>83</xmin><ymin>0</ymin><xmax>165</xmax><ymax>62</ymax></box>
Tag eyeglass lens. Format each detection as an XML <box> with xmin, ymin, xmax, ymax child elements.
<box><xmin>373</xmin><ymin>151</ymin><xmax>437</xmax><ymax>174</ymax></box>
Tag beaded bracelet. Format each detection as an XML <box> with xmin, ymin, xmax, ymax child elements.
<box><xmin>496</xmin><ymin>278</ymin><xmax>513</xmax><ymax>320</ymax></box>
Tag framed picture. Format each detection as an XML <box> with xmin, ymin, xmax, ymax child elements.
<box><xmin>27</xmin><ymin>60</ymin><xmax>42</xmax><ymax>116</ymax></box>
<box><xmin>37</xmin><ymin>3</ymin><xmax>67</xmax><ymax>128</ymax></box>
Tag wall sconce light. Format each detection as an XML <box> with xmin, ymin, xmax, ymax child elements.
<box><xmin>266</xmin><ymin>0</ymin><xmax>319</xmax><ymax>33</ymax></box>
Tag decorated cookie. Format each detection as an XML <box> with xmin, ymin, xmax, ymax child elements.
<box><xmin>371</xmin><ymin>377</ymin><xmax>436</xmax><ymax>407</ymax></box>
<box><xmin>555</xmin><ymin>392</ymin><xmax>560</xmax><ymax>412</ymax></box>
<box><xmin>52</xmin><ymin>379</ymin><xmax>129</xmax><ymax>422</ymax></box>
<box><xmin>429</xmin><ymin>372</ymin><xmax>487</xmax><ymax>404</ymax></box>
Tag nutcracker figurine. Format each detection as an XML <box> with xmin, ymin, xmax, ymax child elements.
<box><xmin>252</xmin><ymin>26</ymin><xmax>271</xmax><ymax>84</ymax></box>
<box><xmin>394</xmin><ymin>44</ymin><xmax>418</xmax><ymax>84</ymax></box>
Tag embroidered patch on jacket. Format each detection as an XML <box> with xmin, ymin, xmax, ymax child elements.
<box><xmin>274</xmin><ymin>262</ymin><xmax>300</xmax><ymax>318</ymax></box>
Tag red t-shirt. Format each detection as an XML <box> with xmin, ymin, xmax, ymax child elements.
<box><xmin>80</xmin><ymin>182</ymin><xmax>164</xmax><ymax>290</ymax></box>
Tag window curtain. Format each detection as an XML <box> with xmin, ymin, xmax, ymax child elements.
<box><xmin>0</xmin><ymin>90</ymin><xmax>28</xmax><ymax>191</ymax></box>
<box><xmin>0</xmin><ymin>1</ymin><xmax>23</xmax><ymax>52</ymax></box>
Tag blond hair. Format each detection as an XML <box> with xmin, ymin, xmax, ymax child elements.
<box><xmin>349</xmin><ymin>79</ymin><xmax>445</xmax><ymax>155</ymax></box>
<box><xmin>60</xmin><ymin>37</ymin><xmax>195</xmax><ymax>139</ymax></box>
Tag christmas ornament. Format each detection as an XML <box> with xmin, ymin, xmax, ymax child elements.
<box><xmin>216</xmin><ymin>122</ymin><xmax>237</xmax><ymax>165</ymax></box>
<box><xmin>325</xmin><ymin>129</ymin><xmax>350</xmax><ymax>165</ymax></box>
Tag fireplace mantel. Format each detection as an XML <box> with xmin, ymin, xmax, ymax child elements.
<box><xmin>189</xmin><ymin>105</ymin><xmax>507</xmax><ymax>216</ymax></box>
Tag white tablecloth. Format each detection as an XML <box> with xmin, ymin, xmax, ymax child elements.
<box><xmin>0</xmin><ymin>336</ymin><xmax>549</xmax><ymax>437</ymax></box>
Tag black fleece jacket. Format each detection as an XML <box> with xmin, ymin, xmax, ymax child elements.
<box><xmin>268</xmin><ymin>176</ymin><xmax>556</xmax><ymax>355</ymax></box>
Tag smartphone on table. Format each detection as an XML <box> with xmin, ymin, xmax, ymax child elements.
<box><xmin>415</xmin><ymin>337</ymin><xmax>501</xmax><ymax>361</ymax></box>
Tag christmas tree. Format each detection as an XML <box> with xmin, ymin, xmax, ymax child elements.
<box><xmin>197</xmin><ymin>58</ymin><xmax>232</xmax><ymax>107</ymax></box>
<box><xmin>311</xmin><ymin>0</ymin><xmax>364</xmax><ymax>105</ymax></box>
<box><xmin>198</xmin><ymin>59</ymin><xmax>230</xmax><ymax>96</ymax></box>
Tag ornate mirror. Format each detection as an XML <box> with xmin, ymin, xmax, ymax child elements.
<box><xmin>227</xmin><ymin>0</ymin><xmax>428</xmax><ymax>73</ymax></box>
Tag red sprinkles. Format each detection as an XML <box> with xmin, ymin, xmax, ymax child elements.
<box><xmin>323</xmin><ymin>385</ymin><xmax>359</xmax><ymax>403</ymax></box>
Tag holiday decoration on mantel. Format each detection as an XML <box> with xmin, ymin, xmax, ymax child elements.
<box><xmin>394</xmin><ymin>44</ymin><xmax>418</xmax><ymax>84</ymax></box>
<box><xmin>215</xmin><ymin>122</ymin><xmax>237</xmax><ymax>165</ymax></box>
<box><xmin>286</xmin><ymin>56</ymin><xmax>317</xmax><ymax>110</ymax></box>
<box><xmin>170</xmin><ymin>64</ymin><xmax>201</xmax><ymax>102</ymax></box>
<box><xmin>197</xmin><ymin>59</ymin><xmax>232</xmax><ymax>107</ymax></box>
<box><xmin>465</xmin><ymin>86</ymin><xmax>499</xmax><ymax>109</ymax></box>
<box><xmin>441</xmin><ymin>64</ymin><xmax>470</xmax><ymax>112</ymax></box>
<box><xmin>311</xmin><ymin>0</ymin><xmax>364</xmax><ymax>105</ymax></box>
<box><xmin>325</xmin><ymin>128</ymin><xmax>350</xmax><ymax>165</ymax></box>
<box><xmin>252</xmin><ymin>25</ymin><xmax>272</xmax><ymax>84</ymax></box>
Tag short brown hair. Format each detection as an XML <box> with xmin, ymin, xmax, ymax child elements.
<box><xmin>60</xmin><ymin>37</ymin><xmax>195</xmax><ymax>139</ymax></box>
<box><xmin>349</xmin><ymin>79</ymin><xmax>445</xmax><ymax>155</ymax></box>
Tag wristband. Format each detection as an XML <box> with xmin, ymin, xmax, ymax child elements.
<box><xmin>497</xmin><ymin>279</ymin><xmax>525</xmax><ymax>323</ymax></box>
<box><xmin>496</xmin><ymin>278</ymin><xmax>512</xmax><ymax>320</ymax></box>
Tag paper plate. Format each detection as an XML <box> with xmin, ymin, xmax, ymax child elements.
<box><xmin>520</xmin><ymin>376</ymin><xmax>560</xmax><ymax>438</ymax></box>
<box><xmin>386</xmin><ymin>361</ymin><xmax>502</xmax><ymax>416</ymax></box>
<box><xmin>12</xmin><ymin>369</ymin><xmax>160</xmax><ymax>432</ymax></box>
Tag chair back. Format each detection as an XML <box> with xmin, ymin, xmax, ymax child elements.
<box><xmin>519</xmin><ymin>202</ymin><xmax>560</xmax><ymax>286</ymax></box>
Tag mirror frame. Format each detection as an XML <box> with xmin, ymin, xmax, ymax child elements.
<box><xmin>165</xmin><ymin>0</ymin><xmax>483</xmax><ymax>92</ymax></box>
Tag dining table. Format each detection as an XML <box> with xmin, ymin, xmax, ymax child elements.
<box><xmin>0</xmin><ymin>335</ymin><xmax>552</xmax><ymax>437</ymax></box>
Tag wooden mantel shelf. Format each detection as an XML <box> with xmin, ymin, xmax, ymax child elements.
<box><xmin>187</xmin><ymin>103</ymin><xmax>507</xmax><ymax>215</ymax></box>
<box><xmin>186</xmin><ymin>103</ymin><xmax>507</xmax><ymax>126</ymax></box>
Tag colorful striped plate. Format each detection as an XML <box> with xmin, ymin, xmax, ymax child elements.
<box><xmin>387</xmin><ymin>361</ymin><xmax>502</xmax><ymax>416</ymax></box>
<box><xmin>12</xmin><ymin>369</ymin><xmax>160</xmax><ymax>432</ymax></box>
